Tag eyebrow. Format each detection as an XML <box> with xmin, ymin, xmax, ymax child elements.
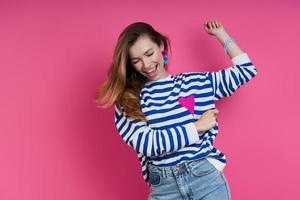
<box><xmin>130</xmin><ymin>48</ymin><xmax>153</xmax><ymax>60</ymax></box>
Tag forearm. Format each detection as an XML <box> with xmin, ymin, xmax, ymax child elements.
<box><xmin>114</xmin><ymin>105</ymin><xmax>202</xmax><ymax>157</ymax></box>
<box><xmin>216</xmin><ymin>31</ymin><xmax>244</xmax><ymax>59</ymax></box>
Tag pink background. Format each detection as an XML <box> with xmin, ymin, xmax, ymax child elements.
<box><xmin>0</xmin><ymin>0</ymin><xmax>299</xmax><ymax>199</ymax></box>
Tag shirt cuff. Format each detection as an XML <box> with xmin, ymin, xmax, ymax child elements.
<box><xmin>184</xmin><ymin>122</ymin><xmax>200</xmax><ymax>144</ymax></box>
<box><xmin>231</xmin><ymin>53</ymin><xmax>251</xmax><ymax>65</ymax></box>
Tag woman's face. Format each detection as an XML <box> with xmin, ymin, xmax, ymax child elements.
<box><xmin>128</xmin><ymin>35</ymin><xmax>169</xmax><ymax>82</ymax></box>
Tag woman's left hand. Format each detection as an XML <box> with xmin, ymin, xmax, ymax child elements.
<box><xmin>203</xmin><ymin>20</ymin><xmax>227</xmax><ymax>37</ymax></box>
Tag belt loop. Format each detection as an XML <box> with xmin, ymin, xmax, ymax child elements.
<box><xmin>160</xmin><ymin>168</ymin><xmax>164</xmax><ymax>178</ymax></box>
<box><xmin>185</xmin><ymin>162</ymin><xmax>191</xmax><ymax>173</ymax></box>
<box><xmin>162</xmin><ymin>168</ymin><xmax>167</xmax><ymax>178</ymax></box>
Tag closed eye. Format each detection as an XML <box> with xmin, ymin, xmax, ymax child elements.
<box><xmin>132</xmin><ymin>52</ymin><xmax>153</xmax><ymax>64</ymax></box>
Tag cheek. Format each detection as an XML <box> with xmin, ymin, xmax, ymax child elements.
<box><xmin>156</xmin><ymin>52</ymin><xmax>163</xmax><ymax>60</ymax></box>
<box><xmin>157</xmin><ymin>54</ymin><xmax>164</xmax><ymax>65</ymax></box>
<box><xmin>153</xmin><ymin>54</ymin><xmax>163</xmax><ymax>64</ymax></box>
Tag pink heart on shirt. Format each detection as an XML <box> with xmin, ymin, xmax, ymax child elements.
<box><xmin>178</xmin><ymin>95</ymin><xmax>195</xmax><ymax>115</ymax></box>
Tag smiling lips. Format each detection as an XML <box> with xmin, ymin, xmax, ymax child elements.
<box><xmin>145</xmin><ymin>64</ymin><xmax>158</xmax><ymax>76</ymax></box>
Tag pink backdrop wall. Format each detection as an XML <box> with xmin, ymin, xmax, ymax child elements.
<box><xmin>0</xmin><ymin>0</ymin><xmax>299</xmax><ymax>199</ymax></box>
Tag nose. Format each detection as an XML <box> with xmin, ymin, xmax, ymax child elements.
<box><xmin>141</xmin><ymin>57</ymin><xmax>152</xmax><ymax>70</ymax></box>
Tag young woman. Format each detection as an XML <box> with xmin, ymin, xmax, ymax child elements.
<box><xmin>95</xmin><ymin>20</ymin><xmax>257</xmax><ymax>200</ymax></box>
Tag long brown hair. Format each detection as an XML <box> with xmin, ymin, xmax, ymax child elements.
<box><xmin>94</xmin><ymin>22</ymin><xmax>172</xmax><ymax>122</ymax></box>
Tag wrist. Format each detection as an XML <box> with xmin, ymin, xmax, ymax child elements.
<box><xmin>216</xmin><ymin>32</ymin><xmax>230</xmax><ymax>45</ymax></box>
<box><xmin>194</xmin><ymin>122</ymin><xmax>204</xmax><ymax>132</ymax></box>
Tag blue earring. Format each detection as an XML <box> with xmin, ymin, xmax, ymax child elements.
<box><xmin>162</xmin><ymin>50</ymin><xmax>169</xmax><ymax>64</ymax></box>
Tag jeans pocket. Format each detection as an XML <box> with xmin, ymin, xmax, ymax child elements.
<box><xmin>149</xmin><ymin>171</ymin><xmax>163</xmax><ymax>187</ymax></box>
<box><xmin>189</xmin><ymin>158</ymin><xmax>216</xmax><ymax>177</ymax></box>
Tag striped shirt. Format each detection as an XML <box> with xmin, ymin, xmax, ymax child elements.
<box><xmin>114</xmin><ymin>53</ymin><xmax>257</xmax><ymax>185</ymax></box>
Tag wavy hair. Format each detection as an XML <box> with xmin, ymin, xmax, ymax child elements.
<box><xmin>94</xmin><ymin>22</ymin><xmax>172</xmax><ymax>122</ymax></box>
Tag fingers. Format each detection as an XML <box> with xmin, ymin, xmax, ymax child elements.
<box><xmin>205</xmin><ymin>109</ymin><xmax>219</xmax><ymax>117</ymax></box>
<box><xmin>204</xmin><ymin>21</ymin><xmax>213</xmax><ymax>29</ymax></box>
<box><xmin>211</xmin><ymin>21</ymin><xmax>216</xmax><ymax>29</ymax></box>
<box><xmin>204</xmin><ymin>23</ymin><xmax>209</xmax><ymax>32</ymax></box>
<box><xmin>211</xmin><ymin>108</ymin><xmax>219</xmax><ymax>114</ymax></box>
<box><xmin>204</xmin><ymin>20</ymin><xmax>221</xmax><ymax>29</ymax></box>
<box><xmin>213</xmin><ymin>20</ymin><xmax>221</xmax><ymax>28</ymax></box>
<box><xmin>213</xmin><ymin>110</ymin><xmax>218</xmax><ymax>119</ymax></box>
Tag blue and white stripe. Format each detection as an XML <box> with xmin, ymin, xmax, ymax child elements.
<box><xmin>114</xmin><ymin>106</ymin><xmax>200</xmax><ymax>158</ymax></box>
<box><xmin>114</xmin><ymin>53</ymin><xmax>257</xmax><ymax>184</ymax></box>
<box><xmin>208</xmin><ymin>53</ymin><xmax>258</xmax><ymax>100</ymax></box>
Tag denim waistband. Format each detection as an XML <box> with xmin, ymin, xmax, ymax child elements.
<box><xmin>148</xmin><ymin>158</ymin><xmax>208</xmax><ymax>178</ymax></box>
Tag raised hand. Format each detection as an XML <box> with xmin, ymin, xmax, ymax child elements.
<box><xmin>203</xmin><ymin>20</ymin><xmax>227</xmax><ymax>37</ymax></box>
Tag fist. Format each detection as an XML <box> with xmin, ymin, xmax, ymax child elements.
<box><xmin>203</xmin><ymin>20</ymin><xmax>226</xmax><ymax>37</ymax></box>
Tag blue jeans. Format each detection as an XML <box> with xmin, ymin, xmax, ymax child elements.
<box><xmin>148</xmin><ymin>158</ymin><xmax>231</xmax><ymax>200</ymax></box>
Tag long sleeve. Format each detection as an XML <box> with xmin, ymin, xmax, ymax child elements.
<box><xmin>206</xmin><ymin>53</ymin><xmax>258</xmax><ymax>101</ymax></box>
<box><xmin>114</xmin><ymin>105</ymin><xmax>200</xmax><ymax>158</ymax></box>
